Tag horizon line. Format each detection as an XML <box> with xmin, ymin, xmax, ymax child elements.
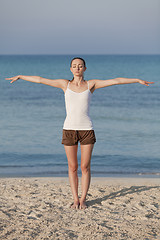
<box><xmin>0</xmin><ymin>53</ymin><xmax>160</xmax><ymax>56</ymax></box>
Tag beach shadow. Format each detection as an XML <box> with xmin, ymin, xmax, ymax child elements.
<box><xmin>87</xmin><ymin>185</ymin><xmax>160</xmax><ymax>207</ymax></box>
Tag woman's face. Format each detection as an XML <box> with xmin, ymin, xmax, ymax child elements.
<box><xmin>70</xmin><ymin>59</ymin><xmax>86</xmax><ymax>77</ymax></box>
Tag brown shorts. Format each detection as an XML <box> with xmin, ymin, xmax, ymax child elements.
<box><xmin>61</xmin><ymin>129</ymin><xmax>96</xmax><ymax>146</ymax></box>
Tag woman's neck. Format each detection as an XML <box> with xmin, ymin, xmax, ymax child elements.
<box><xmin>71</xmin><ymin>76</ymin><xmax>85</xmax><ymax>86</ymax></box>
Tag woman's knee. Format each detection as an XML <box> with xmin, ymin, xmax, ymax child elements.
<box><xmin>68</xmin><ymin>163</ymin><xmax>78</xmax><ymax>173</ymax></box>
<box><xmin>81</xmin><ymin>164</ymin><xmax>90</xmax><ymax>173</ymax></box>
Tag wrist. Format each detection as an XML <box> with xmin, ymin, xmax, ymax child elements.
<box><xmin>136</xmin><ymin>79</ymin><xmax>140</xmax><ymax>83</ymax></box>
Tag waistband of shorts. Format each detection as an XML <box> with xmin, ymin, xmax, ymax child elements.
<box><xmin>63</xmin><ymin>128</ymin><xmax>94</xmax><ymax>131</ymax></box>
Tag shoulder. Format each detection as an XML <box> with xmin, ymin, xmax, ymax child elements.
<box><xmin>88</xmin><ymin>79</ymin><xmax>97</xmax><ymax>94</ymax></box>
<box><xmin>61</xmin><ymin>79</ymin><xmax>70</xmax><ymax>85</ymax></box>
<box><xmin>60</xmin><ymin>79</ymin><xmax>70</xmax><ymax>93</ymax></box>
<box><xmin>88</xmin><ymin>79</ymin><xmax>96</xmax><ymax>85</ymax></box>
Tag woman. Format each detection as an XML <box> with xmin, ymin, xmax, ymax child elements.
<box><xmin>6</xmin><ymin>57</ymin><xmax>154</xmax><ymax>210</ymax></box>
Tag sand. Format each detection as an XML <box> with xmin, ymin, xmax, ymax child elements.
<box><xmin>0</xmin><ymin>177</ymin><xmax>160</xmax><ymax>240</ymax></box>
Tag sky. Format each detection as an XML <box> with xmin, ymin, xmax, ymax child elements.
<box><xmin>0</xmin><ymin>0</ymin><xmax>160</xmax><ymax>55</ymax></box>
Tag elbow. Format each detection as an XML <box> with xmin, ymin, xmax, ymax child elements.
<box><xmin>38</xmin><ymin>76</ymin><xmax>42</xmax><ymax>83</ymax></box>
<box><xmin>113</xmin><ymin>78</ymin><xmax>121</xmax><ymax>85</ymax></box>
<box><xmin>115</xmin><ymin>78</ymin><xmax>125</xmax><ymax>85</ymax></box>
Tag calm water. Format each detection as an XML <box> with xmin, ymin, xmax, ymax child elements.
<box><xmin>0</xmin><ymin>55</ymin><xmax>160</xmax><ymax>177</ymax></box>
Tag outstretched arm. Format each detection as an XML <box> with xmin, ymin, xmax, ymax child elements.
<box><xmin>90</xmin><ymin>78</ymin><xmax>154</xmax><ymax>91</ymax></box>
<box><xmin>5</xmin><ymin>75</ymin><xmax>68</xmax><ymax>90</ymax></box>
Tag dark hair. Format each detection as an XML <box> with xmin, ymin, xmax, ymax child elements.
<box><xmin>70</xmin><ymin>57</ymin><xmax>86</xmax><ymax>68</ymax></box>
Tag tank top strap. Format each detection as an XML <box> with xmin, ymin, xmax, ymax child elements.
<box><xmin>67</xmin><ymin>81</ymin><xmax>70</xmax><ymax>89</ymax></box>
<box><xmin>87</xmin><ymin>81</ymin><xmax>89</xmax><ymax>90</ymax></box>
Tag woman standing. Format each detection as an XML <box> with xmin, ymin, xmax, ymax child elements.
<box><xmin>6</xmin><ymin>57</ymin><xmax>153</xmax><ymax>210</ymax></box>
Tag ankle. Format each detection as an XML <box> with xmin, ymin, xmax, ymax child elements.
<box><xmin>80</xmin><ymin>197</ymin><xmax>86</xmax><ymax>203</ymax></box>
<box><xmin>74</xmin><ymin>199</ymin><xmax>80</xmax><ymax>204</ymax></box>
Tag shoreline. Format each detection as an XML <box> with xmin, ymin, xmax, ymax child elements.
<box><xmin>0</xmin><ymin>172</ymin><xmax>160</xmax><ymax>178</ymax></box>
<box><xmin>0</xmin><ymin>177</ymin><xmax>160</xmax><ymax>239</ymax></box>
<box><xmin>1</xmin><ymin>176</ymin><xmax>160</xmax><ymax>186</ymax></box>
<box><xmin>0</xmin><ymin>175</ymin><xmax>160</xmax><ymax>180</ymax></box>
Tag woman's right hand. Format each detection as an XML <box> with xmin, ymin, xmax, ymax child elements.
<box><xmin>5</xmin><ymin>75</ymin><xmax>20</xmax><ymax>83</ymax></box>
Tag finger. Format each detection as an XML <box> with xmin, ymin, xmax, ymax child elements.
<box><xmin>5</xmin><ymin>78</ymin><xmax>12</xmax><ymax>80</ymax></box>
<box><xmin>146</xmin><ymin>81</ymin><xmax>154</xmax><ymax>84</ymax></box>
<box><xmin>145</xmin><ymin>82</ymin><xmax>153</xmax><ymax>85</ymax></box>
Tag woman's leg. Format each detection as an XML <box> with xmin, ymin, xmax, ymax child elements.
<box><xmin>80</xmin><ymin>143</ymin><xmax>94</xmax><ymax>209</ymax></box>
<box><xmin>64</xmin><ymin>144</ymin><xmax>79</xmax><ymax>209</ymax></box>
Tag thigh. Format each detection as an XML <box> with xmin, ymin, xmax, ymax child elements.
<box><xmin>64</xmin><ymin>145</ymin><xmax>78</xmax><ymax>168</ymax></box>
<box><xmin>80</xmin><ymin>144</ymin><xmax>95</xmax><ymax>168</ymax></box>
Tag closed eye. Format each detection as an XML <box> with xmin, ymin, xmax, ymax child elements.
<box><xmin>72</xmin><ymin>65</ymin><xmax>83</xmax><ymax>67</ymax></box>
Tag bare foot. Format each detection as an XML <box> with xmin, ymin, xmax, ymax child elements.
<box><xmin>70</xmin><ymin>201</ymin><xmax>79</xmax><ymax>209</ymax></box>
<box><xmin>79</xmin><ymin>201</ymin><xmax>87</xmax><ymax>210</ymax></box>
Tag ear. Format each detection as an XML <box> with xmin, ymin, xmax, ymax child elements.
<box><xmin>84</xmin><ymin>67</ymin><xmax>87</xmax><ymax>72</ymax></box>
<box><xmin>70</xmin><ymin>67</ymin><xmax>73</xmax><ymax>73</ymax></box>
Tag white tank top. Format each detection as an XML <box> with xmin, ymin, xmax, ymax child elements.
<box><xmin>63</xmin><ymin>81</ymin><xmax>94</xmax><ymax>130</ymax></box>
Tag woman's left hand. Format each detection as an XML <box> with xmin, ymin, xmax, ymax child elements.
<box><xmin>138</xmin><ymin>79</ymin><xmax>154</xmax><ymax>86</ymax></box>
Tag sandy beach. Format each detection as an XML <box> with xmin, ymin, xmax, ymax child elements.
<box><xmin>0</xmin><ymin>177</ymin><xmax>160</xmax><ymax>240</ymax></box>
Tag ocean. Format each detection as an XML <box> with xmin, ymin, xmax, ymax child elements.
<box><xmin>0</xmin><ymin>54</ymin><xmax>160</xmax><ymax>177</ymax></box>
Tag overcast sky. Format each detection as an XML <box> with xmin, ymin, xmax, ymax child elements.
<box><xmin>0</xmin><ymin>0</ymin><xmax>160</xmax><ymax>54</ymax></box>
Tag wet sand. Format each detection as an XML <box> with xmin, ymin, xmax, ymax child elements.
<box><xmin>0</xmin><ymin>177</ymin><xmax>160</xmax><ymax>239</ymax></box>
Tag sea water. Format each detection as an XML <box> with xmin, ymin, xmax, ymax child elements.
<box><xmin>0</xmin><ymin>55</ymin><xmax>160</xmax><ymax>177</ymax></box>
